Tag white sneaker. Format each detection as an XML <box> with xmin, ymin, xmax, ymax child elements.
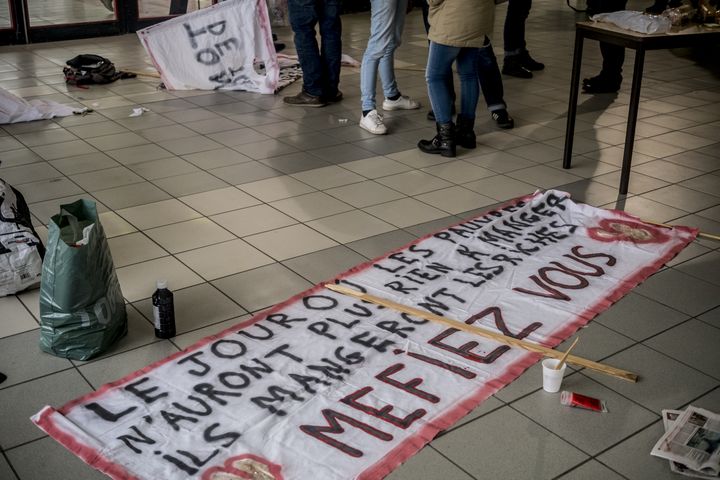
<box><xmin>382</xmin><ymin>95</ymin><xmax>420</xmax><ymax>111</ymax></box>
<box><xmin>359</xmin><ymin>110</ymin><xmax>387</xmax><ymax>135</ymax></box>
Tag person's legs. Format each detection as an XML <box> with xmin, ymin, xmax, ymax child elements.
<box><xmin>583</xmin><ymin>0</ymin><xmax>628</xmax><ymax>93</ymax></box>
<box><xmin>361</xmin><ymin>0</ymin><xmax>399</xmax><ymax>113</ymax></box>
<box><xmin>318</xmin><ymin>0</ymin><xmax>343</xmax><ymax>100</ymax></box>
<box><xmin>476</xmin><ymin>38</ymin><xmax>515</xmax><ymax>129</ymax></box>
<box><xmin>421</xmin><ymin>0</ymin><xmax>430</xmax><ymax>34</ymax></box>
<box><xmin>378</xmin><ymin>0</ymin><xmax>406</xmax><ymax>101</ymax></box>
<box><xmin>419</xmin><ymin>42</ymin><xmax>460</xmax><ymax>157</ymax></box>
<box><xmin>288</xmin><ymin>0</ymin><xmax>322</xmax><ymax>96</ymax></box>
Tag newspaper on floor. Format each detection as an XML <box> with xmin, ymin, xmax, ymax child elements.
<box><xmin>662</xmin><ymin>410</ymin><xmax>720</xmax><ymax>479</ymax></box>
<box><xmin>652</xmin><ymin>406</ymin><xmax>720</xmax><ymax>477</ymax></box>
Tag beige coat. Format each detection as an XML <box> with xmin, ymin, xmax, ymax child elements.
<box><xmin>427</xmin><ymin>0</ymin><xmax>495</xmax><ymax>48</ymax></box>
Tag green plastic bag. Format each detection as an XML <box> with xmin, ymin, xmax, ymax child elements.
<box><xmin>39</xmin><ymin>199</ymin><xmax>127</xmax><ymax>360</ymax></box>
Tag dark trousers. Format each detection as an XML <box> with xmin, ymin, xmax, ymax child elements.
<box><xmin>587</xmin><ymin>0</ymin><xmax>628</xmax><ymax>80</ymax></box>
<box><xmin>503</xmin><ymin>0</ymin><xmax>531</xmax><ymax>55</ymax></box>
<box><xmin>288</xmin><ymin>0</ymin><xmax>342</xmax><ymax>98</ymax></box>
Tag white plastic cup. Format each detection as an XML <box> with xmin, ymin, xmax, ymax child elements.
<box><xmin>542</xmin><ymin>359</ymin><xmax>567</xmax><ymax>393</ymax></box>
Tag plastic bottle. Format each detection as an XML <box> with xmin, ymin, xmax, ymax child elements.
<box><xmin>152</xmin><ymin>280</ymin><xmax>175</xmax><ymax>339</ymax></box>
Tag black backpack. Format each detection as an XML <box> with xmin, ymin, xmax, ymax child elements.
<box><xmin>63</xmin><ymin>54</ymin><xmax>136</xmax><ymax>86</ymax></box>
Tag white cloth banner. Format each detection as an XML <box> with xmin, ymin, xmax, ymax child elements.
<box><xmin>33</xmin><ymin>190</ymin><xmax>696</xmax><ymax>480</ymax></box>
<box><xmin>0</xmin><ymin>87</ymin><xmax>80</xmax><ymax>124</ymax></box>
<box><xmin>138</xmin><ymin>0</ymin><xmax>279</xmax><ymax>93</ymax></box>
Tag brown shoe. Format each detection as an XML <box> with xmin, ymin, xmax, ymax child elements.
<box><xmin>323</xmin><ymin>90</ymin><xmax>343</xmax><ymax>104</ymax></box>
<box><xmin>283</xmin><ymin>90</ymin><xmax>327</xmax><ymax>107</ymax></box>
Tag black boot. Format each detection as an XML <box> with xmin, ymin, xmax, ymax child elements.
<box><xmin>418</xmin><ymin>122</ymin><xmax>456</xmax><ymax>157</ymax></box>
<box><xmin>502</xmin><ymin>54</ymin><xmax>533</xmax><ymax>79</ymax></box>
<box><xmin>455</xmin><ymin>115</ymin><xmax>476</xmax><ymax>149</ymax></box>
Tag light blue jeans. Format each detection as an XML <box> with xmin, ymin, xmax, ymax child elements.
<box><xmin>360</xmin><ymin>0</ymin><xmax>408</xmax><ymax>111</ymax></box>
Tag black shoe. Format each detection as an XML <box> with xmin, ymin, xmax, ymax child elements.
<box><xmin>502</xmin><ymin>56</ymin><xmax>533</xmax><ymax>79</ymax></box>
<box><xmin>274</xmin><ymin>42</ymin><xmax>286</xmax><ymax>53</ymax></box>
<box><xmin>418</xmin><ymin>122</ymin><xmax>456</xmax><ymax>157</ymax></box>
<box><xmin>455</xmin><ymin>114</ymin><xmax>476</xmax><ymax>149</ymax></box>
<box><xmin>0</xmin><ymin>372</ymin><xmax>6</xmax><ymax>385</ymax></box>
<box><xmin>491</xmin><ymin>109</ymin><xmax>514</xmax><ymax>129</ymax></box>
<box><xmin>582</xmin><ymin>75</ymin><xmax>622</xmax><ymax>94</ymax></box>
<box><xmin>519</xmin><ymin>50</ymin><xmax>544</xmax><ymax>71</ymax></box>
<box><xmin>323</xmin><ymin>90</ymin><xmax>343</xmax><ymax>104</ymax></box>
<box><xmin>283</xmin><ymin>90</ymin><xmax>327</xmax><ymax>107</ymax></box>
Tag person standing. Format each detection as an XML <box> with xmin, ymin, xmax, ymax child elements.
<box><xmin>581</xmin><ymin>0</ymin><xmax>628</xmax><ymax>93</ymax></box>
<box><xmin>418</xmin><ymin>0</ymin><xmax>495</xmax><ymax>158</ymax></box>
<box><xmin>284</xmin><ymin>0</ymin><xmax>343</xmax><ymax>107</ymax></box>
<box><xmin>501</xmin><ymin>0</ymin><xmax>545</xmax><ymax>78</ymax></box>
<box><xmin>359</xmin><ymin>0</ymin><xmax>420</xmax><ymax>135</ymax></box>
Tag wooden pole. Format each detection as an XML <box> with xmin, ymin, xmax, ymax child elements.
<box><xmin>325</xmin><ymin>284</ymin><xmax>639</xmax><ymax>383</ymax></box>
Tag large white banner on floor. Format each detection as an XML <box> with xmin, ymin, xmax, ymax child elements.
<box><xmin>138</xmin><ymin>0</ymin><xmax>279</xmax><ymax>93</ymax></box>
<box><xmin>34</xmin><ymin>190</ymin><xmax>696</xmax><ymax>480</ymax></box>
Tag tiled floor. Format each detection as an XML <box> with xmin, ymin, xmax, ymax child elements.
<box><xmin>1</xmin><ymin>1</ymin><xmax>720</xmax><ymax>479</ymax></box>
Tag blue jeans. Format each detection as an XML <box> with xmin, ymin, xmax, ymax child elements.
<box><xmin>426</xmin><ymin>42</ymin><xmax>479</xmax><ymax>124</ymax></box>
<box><xmin>288</xmin><ymin>0</ymin><xmax>342</xmax><ymax>98</ymax></box>
<box><xmin>477</xmin><ymin>41</ymin><xmax>506</xmax><ymax>112</ymax></box>
<box><xmin>360</xmin><ymin>0</ymin><xmax>408</xmax><ymax>111</ymax></box>
<box><xmin>504</xmin><ymin>0</ymin><xmax>532</xmax><ymax>56</ymax></box>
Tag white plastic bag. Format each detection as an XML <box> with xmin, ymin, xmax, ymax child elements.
<box><xmin>591</xmin><ymin>10</ymin><xmax>672</xmax><ymax>34</ymax></box>
<box><xmin>0</xmin><ymin>178</ymin><xmax>44</xmax><ymax>296</ymax></box>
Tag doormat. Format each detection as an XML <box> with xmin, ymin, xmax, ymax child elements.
<box><xmin>33</xmin><ymin>190</ymin><xmax>696</xmax><ymax>480</ymax></box>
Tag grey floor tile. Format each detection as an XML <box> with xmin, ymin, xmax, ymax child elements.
<box><xmin>585</xmin><ymin>344</ymin><xmax>718</xmax><ymax>412</ymax></box>
<box><xmin>691</xmin><ymin>385</ymin><xmax>720</xmax><ymax>410</ymax></box>
<box><xmin>644</xmin><ymin>319</ymin><xmax>720</xmax><ymax>380</ymax></box>
<box><xmin>386</xmin><ymin>446</ymin><xmax>474</xmax><ymax>480</ymax></box>
<box><xmin>77</xmin><ymin>341</ymin><xmax>179</xmax><ymax>389</ymax></box>
<box><xmin>432</xmin><ymin>405</ymin><xmax>588</xmax><ymax>479</ymax></box>
<box><xmin>346</xmin><ymin>229</ymin><xmax>416</xmax><ymax>260</ymax></box>
<box><xmin>5</xmin><ymin>436</ymin><xmax>108</xmax><ymax>480</ymax></box>
<box><xmin>91</xmin><ymin>181</ymin><xmax>171</xmax><ymax>210</ymax></box>
<box><xmin>674</xmin><ymin>251</ymin><xmax>720</xmax><ymax>286</ymax></box>
<box><xmin>0</xmin><ymin>369</ymin><xmax>92</xmax><ymax>449</ymax></box>
<box><xmin>699</xmin><ymin>307</ymin><xmax>720</xmax><ymax>329</ymax></box>
<box><xmin>0</xmin><ymin>454</ymin><xmax>17</xmax><ymax>480</ymax></box>
<box><xmin>0</xmin><ymin>329</ymin><xmax>73</xmax><ymax>389</ymax></box>
<box><xmin>512</xmin><ymin>372</ymin><xmax>658</xmax><ymax>455</ymax></box>
<box><xmin>282</xmin><ymin>245</ymin><xmax>368</xmax><ymax>284</ymax></box>
<box><xmin>597</xmin><ymin>422</ymin><xmax>682</xmax><ymax>480</ymax></box>
<box><xmin>634</xmin><ymin>269</ymin><xmax>720</xmax><ymax>316</ymax></box>
<box><xmin>212</xmin><ymin>263</ymin><xmax>312</xmax><ymax>313</ymax></box>
<box><xmin>556</xmin><ymin>460</ymin><xmax>626</xmax><ymax>480</ymax></box>
<box><xmin>556</xmin><ymin>322</ymin><xmax>636</xmax><ymax>363</ymax></box>
<box><xmin>133</xmin><ymin>283</ymin><xmax>246</xmax><ymax>335</ymax></box>
<box><xmin>594</xmin><ymin>292</ymin><xmax>689</xmax><ymax>341</ymax></box>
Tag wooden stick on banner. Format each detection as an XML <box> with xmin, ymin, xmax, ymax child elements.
<box><xmin>642</xmin><ymin>219</ymin><xmax>720</xmax><ymax>242</ymax></box>
<box><xmin>555</xmin><ymin>337</ymin><xmax>579</xmax><ymax>371</ymax></box>
<box><xmin>325</xmin><ymin>284</ymin><xmax>639</xmax><ymax>383</ymax></box>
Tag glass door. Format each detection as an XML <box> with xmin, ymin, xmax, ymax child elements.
<box><xmin>129</xmin><ymin>0</ymin><xmax>214</xmax><ymax>31</ymax></box>
<box><xmin>0</xmin><ymin>0</ymin><xmax>22</xmax><ymax>44</ymax></box>
<box><xmin>24</xmin><ymin>0</ymin><xmax>122</xmax><ymax>42</ymax></box>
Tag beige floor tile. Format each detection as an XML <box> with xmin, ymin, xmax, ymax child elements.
<box><xmin>105</xmin><ymin>144</ymin><xmax>174</xmax><ymax>165</ymax></box>
<box><xmin>415</xmin><ymin>186</ymin><xmax>497</xmax><ymax>215</ymax></box>
<box><xmin>84</xmin><ymin>132</ymin><xmax>150</xmax><ymax>151</ymax></box>
<box><xmin>49</xmin><ymin>152</ymin><xmax>120</xmax><ymax>175</ymax></box>
<box><xmin>152</xmin><ymin>171</ymin><xmax>229</xmax><ymax>196</ymax></box>
<box><xmin>462</xmin><ymin>175</ymin><xmax>539</xmax><ymax>201</ymax></box>
<box><xmin>387</xmin><ymin>148</ymin><xmax>455</xmax><ymax>168</ymax></box>
<box><xmin>127</xmin><ymin>157</ymin><xmax>200</xmax><ymax>180</ymax></box>
<box><xmin>98</xmin><ymin>211</ymin><xmax>137</xmax><ymax>238</ymax></box>
<box><xmin>16</xmin><ymin>287</ymin><xmax>40</xmax><ymax>321</ymax></box>
<box><xmin>107</xmin><ymin>232</ymin><xmax>167</xmax><ymax>267</ymax></box>
<box><xmin>0</xmin><ymin>295</ymin><xmax>39</xmax><ymax>338</ymax></box>
<box><xmin>145</xmin><ymin>218</ymin><xmax>235</xmax><ymax>253</ymax></box>
<box><xmin>338</xmin><ymin>155</ymin><xmax>413</xmax><ymax>179</ymax></box>
<box><xmin>211</xmin><ymin>204</ymin><xmax>296</xmax><ymax>237</ymax></box>
<box><xmin>244</xmin><ymin>224</ymin><xmax>338</xmax><ymax>261</ymax></box>
<box><xmin>270</xmin><ymin>191</ymin><xmax>354</xmax><ymax>222</ymax></box>
<box><xmin>15</xmin><ymin>177</ymin><xmax>85</xmax><ymax>203</ymax></box>
<box><xmin>239</xmin><ymin>175</ymin><xmax>316</xmax><ymax>202</ymax></box>
<box><xmin>421</xmin><ymin>160</ymin><xmax>496</xmax><ymax>184</ymax></box>
<box><xmin>179</xmin><ymin>187</ymin><xmax>261</xmax><ymax>216</ymax></box>
<box><xmin>307</xmin><ymin>209</ymin><xmax>397</xmax><ymax>243</ymax></box>
<box><xmin>115</xmin><ymin>256</ymin><xmax>204</xmax><ymax>302</ymax></box>
<box><xmin>176</xmin><ymin>238</ymin><xmax>274</xmax><ymax>280</ymax></box>
<box><xmin>70</xmin><ymin>166</ymin><xmax>144</xmax><ymax>191</ymax></box>
<box><xmin>376</xmin><ymin>170</ymin><xmax>453</xmax><ymax>195</ymax></box>
<box><xmin>325</xmin><ymin>180</ymin><xmax>406</xmax><ymax>208</ymax></box>
<box><xmin>157</xmin><ymin>135</ymin><xmax>224</xmax><ymax>155</ymax></box>
<box><xmin>0</xmin><ymin>162</ymin><xmax>62</xmax><ymax>185</ymax></box>
<box><xmin>181</xmin><ymin>148</ymin><xmax>254</xmax><ymax>169</ymax></box>
<box><xmin>506</xmin><ymin>165</ymin><xmax>584</xmax><ymax>189</ymax></box>
<box><xmin>92</xmin><ymin>181</ymin><xmax>171</xmax><ymax>210</ymax></box>
<box><xmin>364</xmin><ymin>197</ymin><xmax>449</xmax><ymax>228</ymax></box>
<box><xmin>116</xmin><ymin>199</ymin><xmax>202</xmax><ymax>230</ymax></box>
<box><xmin>291</xmin><ymin>165</ymin><xmax>365</xmax><ymax>189</ymax></box>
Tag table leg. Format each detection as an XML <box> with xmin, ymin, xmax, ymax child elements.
<box><xmin>619</xmin><ymin>48</ymin><xmax>645</xmax><ymax>195</ymax></box>
<box><xmin>563</xmin><ymin>31</ymin><xmax>584</xmax><ymax>170</ymax></box>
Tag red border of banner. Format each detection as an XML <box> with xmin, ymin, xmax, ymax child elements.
<box><xmin>33</xmin><ymin>192</ymin><xmax>697</xmax><ymax>480</ymax></box>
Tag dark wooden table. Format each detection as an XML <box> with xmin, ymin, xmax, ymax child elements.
<box><xmin>562</xmin><ymin>21</ymin><xmax>720</xmax><ymax>194</ymax></box>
